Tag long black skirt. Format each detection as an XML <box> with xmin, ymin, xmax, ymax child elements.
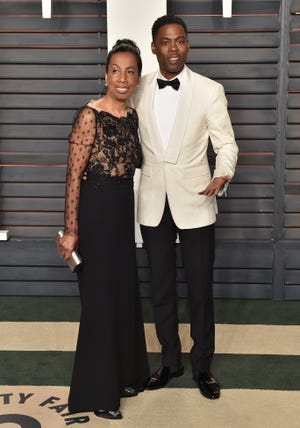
<box><xmin>68</xmin><ymin>175</ymin><xmax>149</xmax><ymax>413</ymax></box>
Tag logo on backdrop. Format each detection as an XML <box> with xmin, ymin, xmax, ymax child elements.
<box><xmin>0</xmin><ymin>390</ymin><xmax>91</xmax><ymax>426</ymax></box>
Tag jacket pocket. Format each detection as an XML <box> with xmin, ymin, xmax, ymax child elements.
<box><xmin>183</xmin><ymin>164</ymin><xmax>211</xmax><ymax>179</ymax></box>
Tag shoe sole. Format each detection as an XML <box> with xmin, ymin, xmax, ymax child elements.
<box><xmin>199</xmin><ymin>390</ymin><xmax>220</xmax><ymax>400</ymax></box>
<box><xmin>122</xmin><ymin>391</ymin><xmax>138</xmax><ymax>397</ymax></box>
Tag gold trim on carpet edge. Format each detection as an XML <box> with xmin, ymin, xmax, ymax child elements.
<box><xmin>1</xmin><ymin>322</ymin><xmax>300</xmax><ymax>355</ymax></box>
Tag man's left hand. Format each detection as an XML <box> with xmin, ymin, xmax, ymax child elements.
<box><xmin>199</xmin><ymin>175</ymin><xmax>231</xmax><ymax>196</ymax></box>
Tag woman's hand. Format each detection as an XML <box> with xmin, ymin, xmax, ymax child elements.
<box><xmin>57</xmin><ymin>232</ymin><xmax>79</xmax><ymax>261</ymax></box>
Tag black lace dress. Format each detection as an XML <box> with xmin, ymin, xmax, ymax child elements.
<box><xmin>65</xmin><ymin>105</ymin><xmax>149</xmax><ymax>413</ymax></box>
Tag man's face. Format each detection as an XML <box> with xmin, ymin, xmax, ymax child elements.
<box><xmin>151</xmin><ymin>23</ymin><xmax>189</xmax><ymax>79</ymax></box>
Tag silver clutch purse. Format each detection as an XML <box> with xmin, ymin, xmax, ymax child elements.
<box><xmin>57</xmin><ymin>230</ymin><xmax>82</xmax><ymax>272</ymax></box>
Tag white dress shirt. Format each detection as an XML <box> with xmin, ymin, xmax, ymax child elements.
<box><xmin>154</xmin><ymin>67</ymin><xmax>186</xmax><ymax>150</ymax></box>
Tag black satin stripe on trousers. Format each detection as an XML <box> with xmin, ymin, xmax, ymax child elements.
<box><xmin>141</xmin><ymin>199</ymin><xmax>215</xmax><ymax>376</ymax></box>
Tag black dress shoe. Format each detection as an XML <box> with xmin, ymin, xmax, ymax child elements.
<box><xmin>195</xmin><ymin>371</ymin><xmax>220</xmax><ymax>399</ymax></box>
<box><xmin>94</xmin><ymin>409</ymin><xmax>122</xmax><ymax>419</ymax></box>
<box><xmin>122</xmin><ymin>386</ymin><xmax>138</xmax><ymax>397</ymax></box>
<box><xmin>147</xmin><ymin>366</ymin><xmax>184</xmax><ymax>390</ymax></box>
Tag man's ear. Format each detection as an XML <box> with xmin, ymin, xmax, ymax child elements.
<box><xmin>151</xmin><ymin>42</ymin><xmax>156</xmax><ymax>55</ymax></box>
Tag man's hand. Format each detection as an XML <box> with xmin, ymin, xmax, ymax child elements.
<box><xmin>198</xmin><ymin>175</ymin><xmax>231</xmax><ymax>197</ymax></box>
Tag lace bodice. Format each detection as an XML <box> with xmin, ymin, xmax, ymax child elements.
<box><xmin>64</xmin><ymin>105</ymin><xmax>142</xmax><ymax>235</ymax></box>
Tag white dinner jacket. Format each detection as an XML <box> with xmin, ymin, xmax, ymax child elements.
<box><xmin>133</xmin><ymin>66</ymin><xmax>239</xmax><ymax>229</ymax></box>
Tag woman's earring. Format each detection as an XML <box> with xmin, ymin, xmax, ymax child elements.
<box><xmin>104</xmin><ymin>82</ymin><xmax>107</xmax><ymax>87</ymax></box>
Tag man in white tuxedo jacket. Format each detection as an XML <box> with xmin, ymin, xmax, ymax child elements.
<box><xmin>133</xmin><ymin>15</ymin><xmax>238</xmax><ymax>399</ymax></box>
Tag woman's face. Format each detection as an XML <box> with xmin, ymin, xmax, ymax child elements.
<box><xmin>105</xmin><ymin>52</ymin><xmax>140</xmax><ymax>101</ymax></box>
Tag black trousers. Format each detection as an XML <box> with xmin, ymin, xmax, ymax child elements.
<box><xmin>141</xmin><ymin>200</ymin><xmax>215</xmax><ymax>376</ymax></box>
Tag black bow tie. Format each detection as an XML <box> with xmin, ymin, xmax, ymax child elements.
<box><xmin>157</xmin><ymin>78</ymin><xmax>180</xmax><ymax>91</ymax></box>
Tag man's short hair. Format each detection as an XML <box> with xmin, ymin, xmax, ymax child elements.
<box><xmin>152</xmin><ymin>15</ymin><xmax>188</xmax><ymax>41</ymax></box>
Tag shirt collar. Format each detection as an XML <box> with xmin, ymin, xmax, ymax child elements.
<box><xmin>157</xmin><ymin>65</ymin><xmax>186</xmax><ymax>84</ymax></box>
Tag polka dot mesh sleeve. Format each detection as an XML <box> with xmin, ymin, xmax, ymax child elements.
<box><xmin>64</xmin><ymin>107</ymin><xmax>96</xmax><ymax>235</ymax></box>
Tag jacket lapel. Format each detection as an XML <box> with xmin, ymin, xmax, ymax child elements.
<box><xmin>142</xmin><ymin>73</ymin><xmax>166</xmax><ymax>162</ymax></box>
<box><xmin>139</xmin><ymin>67</ymin><xmax>194</xmax><ymax>164</ymax></box>
<box><xmin>164</xmin><ymin>67</ymin><xmax>194</xmax><ymax>164</ymax></box>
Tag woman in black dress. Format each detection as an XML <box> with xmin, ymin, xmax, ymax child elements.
<box><xmin>57</xmin><ymin>39</ymin><xmax>149</xmax><ymax>420</ymax></box>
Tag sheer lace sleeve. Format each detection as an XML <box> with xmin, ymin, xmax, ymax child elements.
<box><xmin>64</xmin><ymin>107</ymin><xmax>96</xmax><ymax>235</ymax></box>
